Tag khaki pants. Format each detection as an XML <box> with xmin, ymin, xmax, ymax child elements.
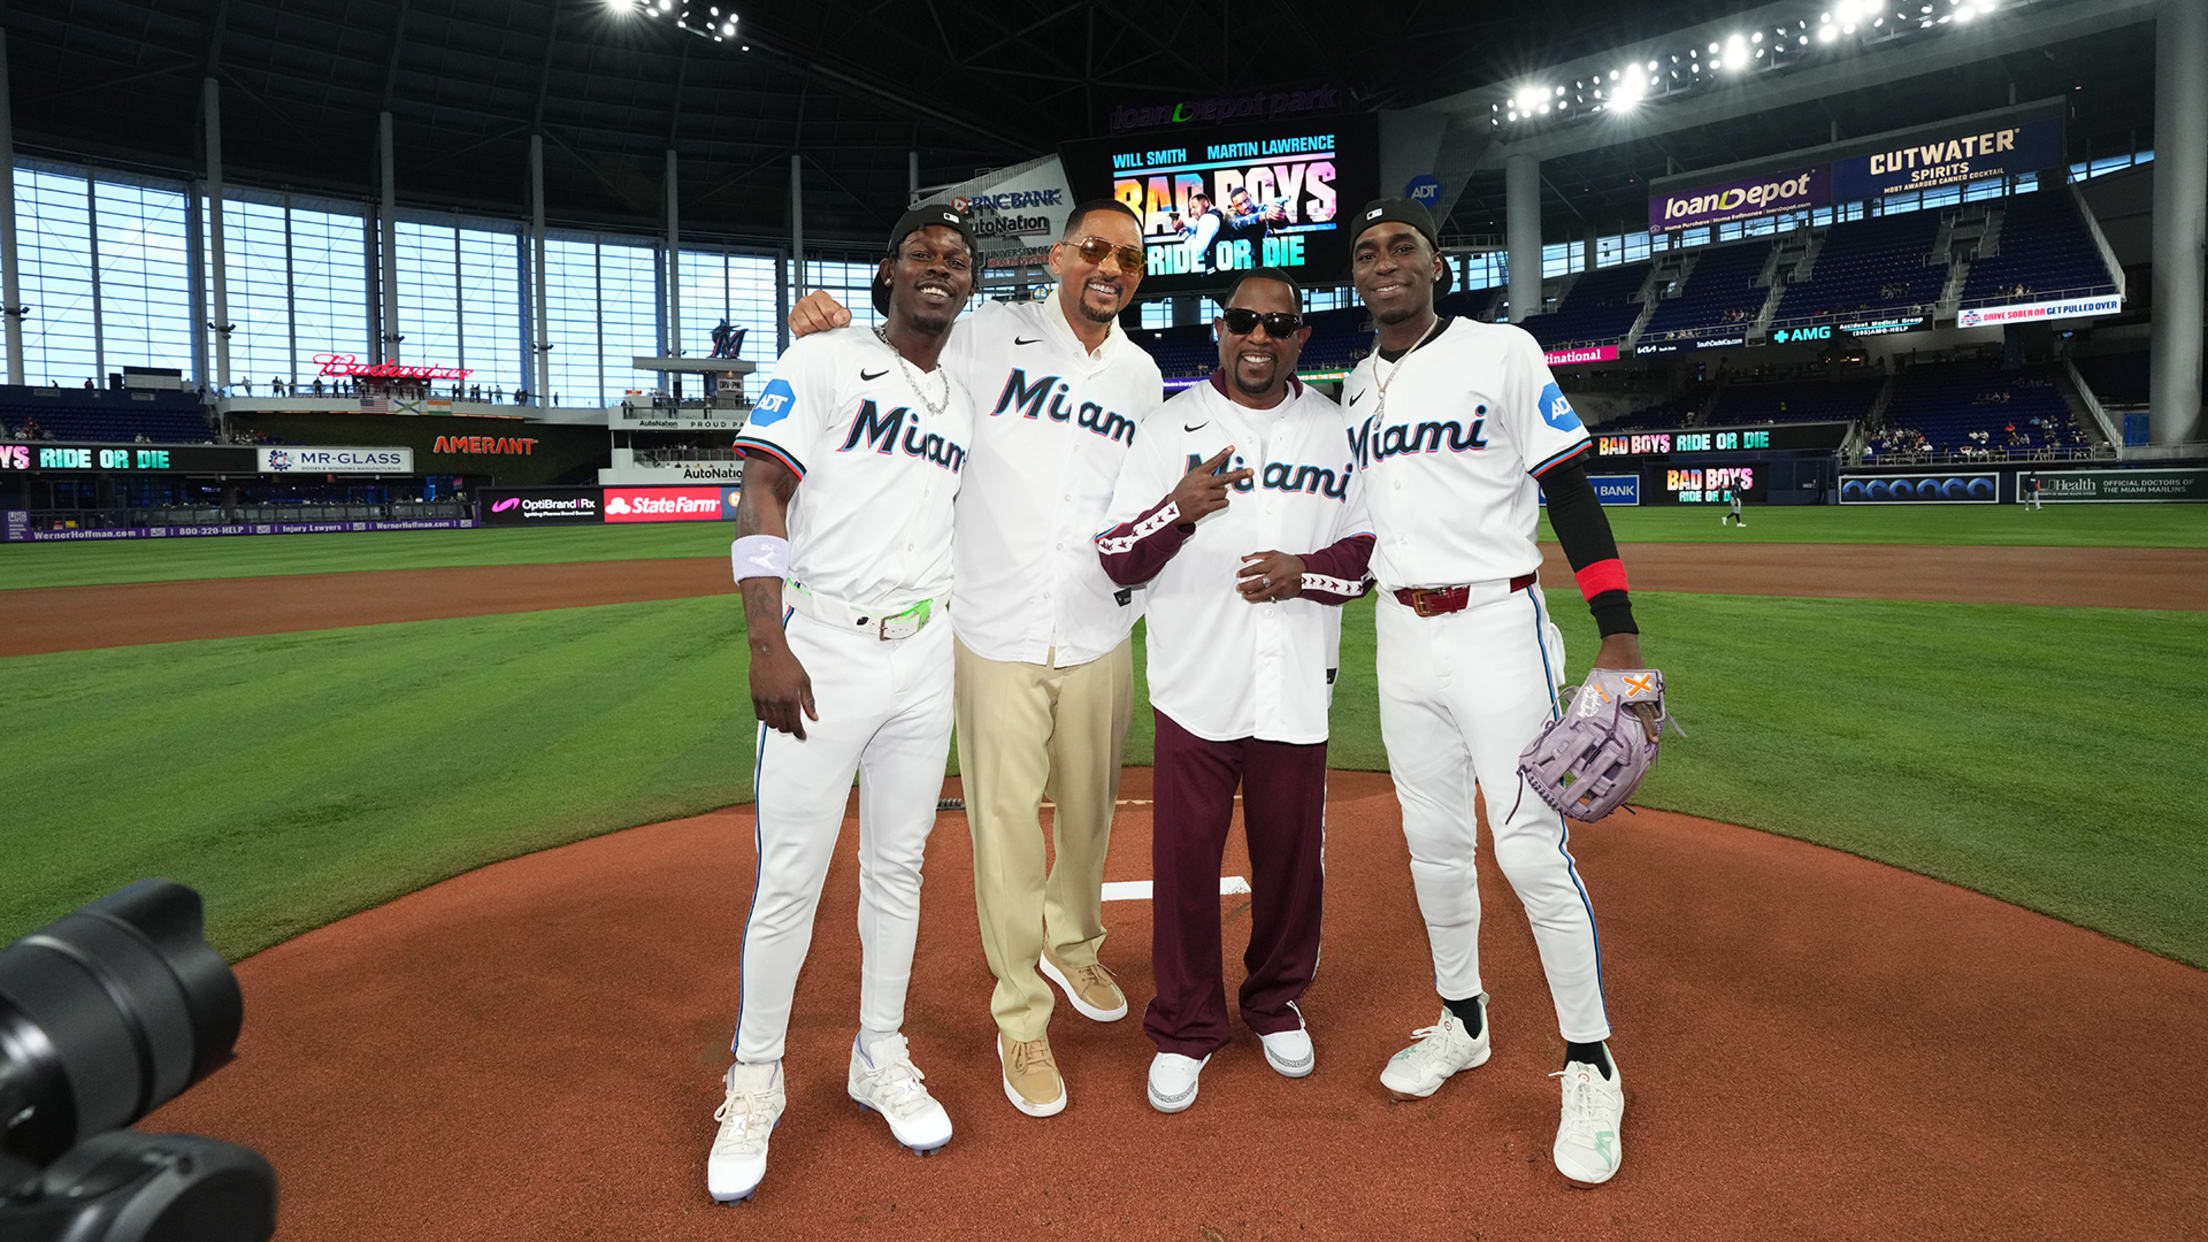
<box><xmin>955</xmin><ymin>636</ymin><xmax>1133</xmax><ymax>1041</ymax></box>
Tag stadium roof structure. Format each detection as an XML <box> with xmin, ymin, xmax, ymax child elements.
<box><xmin>1</xmin><ymin>0</ymin><xmax>2167</xmax><ymax>247</ymax></box>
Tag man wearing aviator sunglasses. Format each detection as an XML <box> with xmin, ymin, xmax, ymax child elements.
<box><xmin>789</xmin><ymin>200</ymin><xmax>1165</xmax><ymax>1121</ymax></box>
<box><xmin>1096</xmin><ymin>268</ymin><xmax>1373</xmax><ymax>1114</ymax></box>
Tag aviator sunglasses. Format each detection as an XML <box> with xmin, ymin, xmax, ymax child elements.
<box><xmin>1219</xmin><ymin>307</ymin><xmax>1305</xmax><ymax>337</ymax></box>
<box><xmin>1070</xmin><ymin>234</ymin><xmax>1147</xmax><ymax>274</ymax></box>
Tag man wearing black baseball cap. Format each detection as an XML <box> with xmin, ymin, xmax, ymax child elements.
<box><xmin>709</xmin><ymin>200</ymin><xmax>980</xmax><ymax>1202</ymax></box>
<box><xmin>1342</xmin><ymin>194</ymin><xmax>1663</xmax><ymax>1188</ymax></box>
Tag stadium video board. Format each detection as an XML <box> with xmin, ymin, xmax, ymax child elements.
<box><xmin>1592</xmin><ymin>422</ymin><xmax>1849</xmax><ymax>459</ymax></box>
<box><xmin>1060</xmin><ymin>114</ymin><xmax>1380</xmax><ymax>294</ymax></box>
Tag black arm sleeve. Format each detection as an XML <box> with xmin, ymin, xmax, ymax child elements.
<box><xmin>1537</xmin><ymin>455</ymin><xmax>1639</xmax><ymax>637</ymax></box>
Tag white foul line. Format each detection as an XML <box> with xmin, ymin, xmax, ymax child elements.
<box><xmin>1100</xmin><ymin>876</ymin><xmax>1251</xmax><ymax>903</ymax></box>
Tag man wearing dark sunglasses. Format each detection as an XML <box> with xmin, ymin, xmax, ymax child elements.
<box><xmin>1342</xmin><ymin>197</ymin><xmax>1671</xmax><ymax>1187</ymax></box>
<box><xmin>1095</xmin><ymin>268</ymin><xmax>1372</xmax><ymax>1114</ymax></box>
<box><xmin>789</xmin><ymin>200</ymin><xmax>1163</xmax><ymax>1120</ymax></box>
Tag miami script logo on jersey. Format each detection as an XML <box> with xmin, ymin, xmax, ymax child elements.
<box><xmin>1187</xmin><ymin>451</ymin><xmax>1351</xmax><ymax>502</ymax></box>
<box><xmin>751</xmin><ymin>378</ymin><xmax>797</xmax><ymax>427</ymax></box>
<box><xmin>1348</xmin><ymin>407</ymin><xmax>1489</xmax><ymax>468</ymax></box>
<box><xmin>838</xmin><ymin>400</ymin><xmax>969</xmax><ymax>473</ymax></box>
<box><xmin>991</xmin><ymin>369</ymin><xmax>1138</xmax><ymax>445</ymax></box>
<box><xmin>1538</xmin><ymin>382</ymin><xmax>1582</xmax><ymax>432</ymax></box>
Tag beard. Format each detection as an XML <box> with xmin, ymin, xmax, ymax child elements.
<box><xmin>1230</xmin><ymin>361</ymin><xmax>1282</xmax><ymax>398</ymax></box>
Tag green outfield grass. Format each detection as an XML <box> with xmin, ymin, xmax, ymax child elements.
<box><xmin>4</xmin><ymin>592</ymin><xmax>2202</xmax><ymax>966</ymax></box>
<box><xmin>4</xmin><ymin>503</ymin><xmax>2203</xmax><ymax>591</ymax></box>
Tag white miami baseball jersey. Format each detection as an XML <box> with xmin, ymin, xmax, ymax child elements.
<box><xmin>732</xmin><ymin>326</ymin><xmax>974</xmax><ymax>607</ymax></box>
<box><xmin>1100</xmin><ymin>378</ymin><xmax>1369</xmax><ymax>745</ymax></box>
<box><xmin>1342</xmin><ymin>317</ymin><xmax>1590</xmax><ymax>591</ymax></box>
<box><xmin>940</xmin><ymin>298</ymin><xmax>1164</xmax><ymax>667</ymax></box>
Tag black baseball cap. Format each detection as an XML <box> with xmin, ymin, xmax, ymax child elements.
<box><xmin>875</xmin><ymin>203</ymin><xmax>978</xmax><ymax>314</ymax></box>
<box><xmin>1351</xmin><ymin>197</ymin><xmax>1439</xmax><ymax>251</ymax></box>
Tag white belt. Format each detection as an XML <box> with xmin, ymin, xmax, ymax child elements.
<box><xmin>784</xmin><ymin>580</ymin><xmax>942</xmax><ymax>641</ymax></box>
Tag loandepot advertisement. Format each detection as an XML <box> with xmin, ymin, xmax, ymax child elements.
<box><xmin>1061</xmin><ymin>113</ymin><xmax>1380</xmax><ymax>294</ymax></box>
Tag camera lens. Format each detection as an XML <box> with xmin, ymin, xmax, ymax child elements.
<box><xmin>0</xmin><ymin>881</ymin><xmax>243</xmax><ymax>1169</ymax></box>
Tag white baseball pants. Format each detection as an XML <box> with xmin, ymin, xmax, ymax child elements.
<box><xmin>1375</xmin><ymin>584</ymin><xmax>1611</xmax><ymax>1044</ymax></box>
<box><xmin>732</xmin><ymin>607</ymin><xmax>955</xmax><ymax>1065</ymax></box>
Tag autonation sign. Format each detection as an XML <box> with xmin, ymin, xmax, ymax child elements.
<box><xmin>1650</xmin><ymin>166</ymin><xmax>1829</xmax><ymax>233</ymax></box>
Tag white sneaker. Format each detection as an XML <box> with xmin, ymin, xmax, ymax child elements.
<box><xmin>707</xmin><ymin>1061</ymin><xmax>784</xmax><ymax>1203</ymax></box>
<box><xmin>1552</xmin><ymin>1051</ymin><xmax>1626</xmax><ymax>1186</ymax></box>
<box><xmin>1379</xmin><ymin>997</ymin><xmax>1491</xmax><ymax>1101</ymax></box>
<box><xmin>1259</xmin><ymin>1010</ymin><xmax>1315</xmax><ymax>1078</ymax></box>
<box><xmin>847</xmin><ymin>1032</ymin><xmax>953</xmax><ymax>1154</ymax></box>
<box><xmin>1146</xmin><ymin>1052</ymin><xmax>1210</xmax><ymax>1114</ymax></box>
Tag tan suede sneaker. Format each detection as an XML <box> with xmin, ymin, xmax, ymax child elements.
<box><xmin>1038</xmin><ymin>952</ymin><xmax>1129</xmax><ymax>1022</ymax></box>
<box><xmin>996</xmin><ymin>1032</ymin><xmax>1067</xmax><ymax>1117</ymax></box>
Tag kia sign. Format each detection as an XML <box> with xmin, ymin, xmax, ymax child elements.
<box><xmin>603</xmin><ymin>487</ymin><xmax>727</xmax><ymax>522</ymax></box>
<box><xmin>1649</xmin><ymin>167</ymin><xmax>1828</xmax><ymax>234</ymax></box>
<box><xmin>1543</xmin><ymin>345</ymin><xmax>1619</xmax><ymax>367</ymax></box>
<box><xmin>1956</xmin><ymin>294</ymin><xmax>2123</xmax><ymax>329</ymax></box>
<box><xmin>257</xmin><ymin>446</ymin><xmax>413</xmax><ymax>474</ymax></box>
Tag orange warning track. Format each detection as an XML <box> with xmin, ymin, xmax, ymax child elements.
<box><xmin>145</xmin><ymin>770</ymin><xmax>2208</xmax><ymax>1240</ymax></box>
<box><xmin>6</xmin><ymin>541</ymin><xmax>2203</xmax><ymax>657</ymax></box>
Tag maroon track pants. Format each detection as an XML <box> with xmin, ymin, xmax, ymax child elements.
<box><xmin>1145</xmin><ymin>709</ymin><xmax>1328</xmax><ymax>1058</ymax></box>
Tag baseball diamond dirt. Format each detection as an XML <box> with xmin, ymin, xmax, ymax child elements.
<box><xmin>4</xmin><ymin>541</ymin><xmax>2203</xmax><ymax>657</ymax></box>
<box><xmin>142</xmin><ymin>772</ymin><xmax>2207</xmax><ymax>1240</ymax></box>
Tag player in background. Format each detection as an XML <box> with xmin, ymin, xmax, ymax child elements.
<box><xmin>788</xmin><ymin>201</ymin><xmax>1164</xmax><ymax>1119</ymax></box>
<box><xmin>1342</xmin><ymin>198</ymin><xmax>1661</xmax><ymax>1187</ymax></box>
<box><xmin>707</xmin><ymin>205</ymin><xmax>979</xmax><ymax>1203</ymax></box>
<box><xmin>1723</xmin><ymin>482</ymin><xmax>1746</xmax><ymax>527</ymax></box>
<box><xmin>2025</xmin><ymin>472</ymin><xmax>2044</xmax><ymax>512</ymax></box>
<box><xmin>1095</xmin><ymin>269</ymin><xmax>1372</xmax><ymax>1113</ymax></box>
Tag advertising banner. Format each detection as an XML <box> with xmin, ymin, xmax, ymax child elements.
<box><xmin>257</xmin><ymin>446</ymin><xmax>414</xmax><ymax>474</ymax></box>
<box><xmin>2</xmin><ymin>443</ymin><xmax>257</xmax><ymax>473</ymax></box>
<box><xmin>1839</xmin><ymin>472</ymin><xmax>1999</xmax><ymax>504</ymax></box>
<box><xmin>603</xmin><ymin>487</ymin><xmax>728</xmax><ymax>523</ymax></box>
<box><xmin>1646</xmin><ymin>464</ymin><xmax>1768</xmax><ymax>505</ymax></box>
<box><xmin>1634</xmin><ymin>335</ymin><xmax>1746</xmax><ymax>355</ymax></box>
<box><xmin>939</xmin><ymin>153</ymin><xmax>1078</xmax><ymax>278</ymax></box>
<box><xmin>482</xmin><ymin>488</ymin><xmax>604</xmax><ymax>526</ymax></box>
<box><xmin>1536</xmin><ymin>474</ymin><xmax>1640</xmax><ymax>507</ymax></box>
<box><xmin>1593</xmin><ymin>423</ymin><xmax>1849</xmax><ymax>459</ymax></box>
<box><xmin>1061</xmin><ymin>114</ymin><xmax>1380</xmax><ymax>293</ymax></box>
<box><xmin>1956</xmin><ymin>294</ymin><xmax>2123</xmax><ymax>329</ymax></box>
<box><xmin>1649</xmin><ymin>166</ymin><xmax>1828</xmax><ymax>234</ymax></box>
<box><xmin>1544</xmin><ymin>345</ymin><xmax>1620</xmax><ymax>367</ymax></box>
<box><xmin>1831</xmin><ymin>116</ymin><xmax>2065</xmax><ymax>201</ymax></box>
<box><xmin>1835</xmin><ymin>314</ymin><xmax>1927</xmax><ymax>337</ymax></box>
<box><xmin>2031</xmin><ymin>468</ymin><xmax>2208</xmax><ymax>503</ymax></box>
<box><xmin>2</xmin><ymin>518</ymin><xmax>474</xmax><ymax>543</ymax></box>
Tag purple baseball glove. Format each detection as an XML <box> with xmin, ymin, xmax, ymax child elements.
<box><xmin>1516</xmin><ymin>668</ymin><xmax>1683</xmax><ymax>822</ymax></box>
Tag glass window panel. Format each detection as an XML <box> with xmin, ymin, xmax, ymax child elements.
<box><xmin>542</xmin><ymin>237</ymin><xmax>600</xmax><ymax>405</ymax></box>
<box><xmin>217</xmin><ymin>197</ymin><xmax>293</xmax><ymax>387</ymax></box>
<box><xmin>14</xmin><ymin>166</ymin><xmax>98</xmax><ymax>387</ymax></box>
<box><xmin>395</xmin><ymin>218</ymin><xmax>462</xmax><ymax>373</ymax></box>
<box><xmin>458</xmin><ymin>225</ymin><xmax>523</xmax><ymax>391</ymax></box>
<box><xmin>289</xmin><ymin>201</ymin><xmax>370</xmax><ymax>378</ymax></box>
<box><xmin>597</xmin><ymin>237</ymin><xmax>660</xmax><ymax>406</ymax></box>
<box><xmin>93</xmin><ymin>179</ymin><xmax>194</xmax><ymax>379</ymax></box>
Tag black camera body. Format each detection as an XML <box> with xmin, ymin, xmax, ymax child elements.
<box><xmin>0</xmin><ymin>881</ymin><xmax>276</xmax><ymax>1242</ymax></box>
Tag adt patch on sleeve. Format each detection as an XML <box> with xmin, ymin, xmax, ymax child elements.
<box><xmin>750</xmin><ymin>378</ymin><xmax>797</xmax><ymax>426</ymax></box>
<box><xmin>1537</xmin><ymin>382</ymin><xmax>1582</xmax><ymax>432</ymax></box>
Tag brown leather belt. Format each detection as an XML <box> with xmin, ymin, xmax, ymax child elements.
<box><xmin>1393</xmin><ymin>573</ymin><xmax>1536</xmax><ymax>617</ymax></box>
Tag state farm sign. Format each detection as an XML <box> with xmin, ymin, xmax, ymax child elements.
<box><xmin>602</xmin><ymin>487</ymin><xmax>727</xmax><ymax>522</ymax></box>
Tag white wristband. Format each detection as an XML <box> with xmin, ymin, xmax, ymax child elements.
<box><xmin>731</xmin><ymin>535</ymin><xmax>790</xmax><ymax>583</ymax></box>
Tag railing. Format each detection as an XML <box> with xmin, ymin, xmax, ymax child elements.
<box><xmin>14</xmin><ymin>501</ymin><xmax>470</xmax><ymax>531</ymax></box>
<box><xmin>2060</xmin><ymin>357</ymin><xmax>2124</xmax><ymax>453</ymax></box>
<box><xmin>1848</xmin><ymin>445</ymin><xmax>2112</xmax><ymax>467</ymax></box>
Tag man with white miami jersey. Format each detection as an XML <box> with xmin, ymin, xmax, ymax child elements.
<box><xmin>707</xmin><ymin>204</ymin><xmax>978</xmax><ymax>1203</ymax></box>
<box><xmin>1096</xmin><ymin>269</ymin><xmax>1372</xmax><ymax>1114</ymax></box>
<box><xmin>790</xmin><ymin>201</ymin><xmax>1163</xmax><ymax>1118</ymax></box>
<box><xmin>1344</xmin><ymin>198</ymin><xmax>1662</xmax><ymax>1187</ymax></box>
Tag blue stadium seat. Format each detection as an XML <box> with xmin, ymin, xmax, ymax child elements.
<box><xmin>1708</xmin><ymin>377</ymin><xmax>1883</xmax><ymax>426</ymax></box>
<box><xmin>1960</xmin><ymin>192</ymin><xmax>2117</xmax><ymax>307</ymax></box>
<box><xmin>1770</xmin><ymin>212</ymin><xmax>1943</xmax><ymax>326</ymax></box>
<box><xmin>1640</xmin><ymin>242</ymin><xmax>1773</xmax><ymax>342</ymax></box>
<box><xmin>1519</xmin><ymin>262</ymin><xmax>1649</xmax><ymax>349</ymax></box>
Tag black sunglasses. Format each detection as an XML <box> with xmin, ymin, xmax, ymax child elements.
<box><xmin>1219</xmin><ymin>307</ymin><xmax>1305</xmax><ymax>337</ymax></box>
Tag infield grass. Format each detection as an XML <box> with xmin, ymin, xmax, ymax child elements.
<box><xmin>3</xmin><ymin>503</ymin><xmax>2203</xmax><ymax>590</ymax></box>
<box><xmin>4</xmin><ymin>592</ymin><xmax>2203</xmax><ymax>966</ymax></box>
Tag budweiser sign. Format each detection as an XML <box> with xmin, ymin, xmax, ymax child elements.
<box><xmin>313</xmin><ymin>352</ymin><xmax>475</xmax><ymax>382</ymax></box>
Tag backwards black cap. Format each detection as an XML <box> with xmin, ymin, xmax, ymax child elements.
<box><xmin>1350</xmin><ymin>197</ymin><xmax>1439</xmax><ymax>251</ymax></box>
<box><xmin>874</xmin><ymin>203</ymin><xmax>979</xmax><ymax>314</ymax></box>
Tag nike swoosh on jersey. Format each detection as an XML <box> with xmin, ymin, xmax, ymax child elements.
<box><xmin>1183</xmin><ymin>422</ymin><xmax>1208</xmax><ymax>432</ymax></box>
<box><xmin>1348</xmin><ymin>391</ymin><xmax>1366</xmax><ymax>406</ymax></box>
<box><xmin>1014</xmin><ymin>336</ymin><xmax>1042</xmax><ymax>345</ymax></box>
<box><xmin>861</xmin><ymin>368</ymin><xmax>888</xmax><ymax>381</ymax></box>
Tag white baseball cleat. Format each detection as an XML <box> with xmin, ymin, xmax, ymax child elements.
<box><xmin>1146</xmin><ymin>1052</ymin><xmax>1210</xmax><ymax>1114</ymax></box>
<box><xmin>1552</xmin><ymin>1052</ymin><xmax>1626</xmax><ymax>1186</ymax></box>
<box><xmin>707</xmin><ymin>1061</ymin><xmax>784</xmax><ymax>1203</ymax></box>
<box><xmin>1259</xmin><ymin>1012</ymin><xmax>1316</xmax><ymax>1079</ymax></box>
<box><xmin>1379</xmin><ymin>996</ymin><xmax>1491</xmax><ymax>1101</ymax></box>
<box><xmin>847</xmin><ymin>1032</ymin><xmax>952</xmax><ymax>1154</ymax></box>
